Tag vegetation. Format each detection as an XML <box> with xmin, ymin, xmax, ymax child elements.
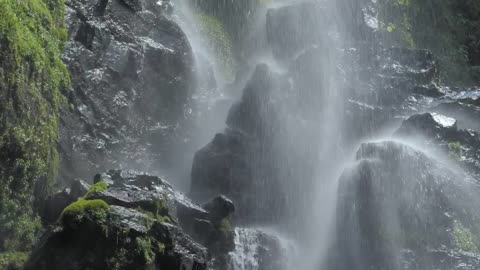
<box><xmin>218</xmin><ymin>217</ymin><xmax>232</xmax><ymax>238</ymax></box>
<box><xmin>0</xmin><ymin>0</ymin><xmax>69</xmax><ymax>256</ymax></box>
<box><xmin>84</xmin><ymin>181</ymin><xmax>109</xmax><ymax>198</ymax></box>
<box><xmin>448</xmin><ymin>142</ymin><xmax>463</xmax><ymax>160</ymax></box>
<box><xmin>196</xmin><ymin>13</ymin><xmax>235</xmax><ymax>81</ymax></box>
<box><xmin>453</xmin><ymin>221</ymin><xmax>479</xmax><ymax>253</ymax></box>
<box><xmin>61</xmin><ymin>199</ymin><xmax>109</xmax><ymax>227</ymax></box>
<box><xmin>378</xmin><ymin>0</ymin><xmax>480</xmax><ymax>85</ymax></box>
<box><xmin>134</xmin><ymin>237</ymin><xmax>155</xmax><ymax>265</ymax></box>
<box><xmin>138</xmin><ymin>197</ymin><xmax>173</xmax><ymax>228</ymax></box>
<box><xmin>0</xmin><ymin>252</ymin><xmax>28</xmax><ymax>270</ymax></box>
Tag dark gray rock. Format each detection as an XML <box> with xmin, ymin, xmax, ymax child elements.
<box><xmin>266</xmin><ymin>2</ymin><xmax>332</xmax><ymax>60</ymax></box>
<box><xmin>25</xmin><ymin>205</ymin><xmax>208</xmax><ymax>270</ymax></box>
<box><xmin>432</xmin><ymin>101</ymin><xmax>480</xmax><ymax>133</ymax></box>
<box><xmin>203</xmin><ymin>195</ymin><xmax>235</xmax><ymax>223</ymax></box>
<box><xmin>59</xmin><ymin>0</ymin><xmax>195</xmax><ymax>183</ymax></box>
<box><xmin>395</xmin><ymin>112</ymin><xmax>480</xmax><ymax>178</ymax></box>
<box><xmin>333</xmin><ymin>141</ymin><xmax>480</xmax><ymax>270</ymax></box>
<box><xmin>191</xmin><ymin>64</ymin><xmax>289</xmax><ymax>223</ymax></box>
<box><xmin>228</xmin><ymin>228</ymin><xmax>293</xmax><ymax>270</ymax></box>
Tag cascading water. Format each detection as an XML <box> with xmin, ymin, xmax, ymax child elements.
<box><xmin>228</xmin><ymin>228</ymin><xmax>296</xmax><ymax>270</ymax></box>
<box><xmin>173</xmin><ymin>0</ymin><xmax>480</xmax><ymax>269</ymax></box>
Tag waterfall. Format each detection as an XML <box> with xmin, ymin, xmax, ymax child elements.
<box><xmin>228</xmin><ymin>228</ymin><xmax>296</xmax><ymax>270</ymax></box>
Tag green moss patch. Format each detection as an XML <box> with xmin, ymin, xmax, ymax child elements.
<box><xmin>377</xmin><ymin>0</ymin><xmax>480</xmax><ymax>84</ymax></box>
<box><xmin>0</xmin><ymin>252</ymin><xmax>28</xmax><ymax>270</ymax></box>
<box><xmin>0</xmin><ymin>0</ymin><xmax>69</xmax><ymax>252</ymax></box>
<box><xmin>196</xmin><ymin>12</ymin><xmax>235</xmax><ymax>81</ymax></box>
<box><xmin>84</xmin><ymin>181</ymin><xmax>109</xmax><ymax>198</ymax></box>
<box><xmin>453</xmin><ymin>221</ymin><xmax>479</xmax><ymax>253</ymax></box>
<box><xmin>61</xmin><ymin>199</ymin><xmax>109</xmax><ymax>228</ymax></box>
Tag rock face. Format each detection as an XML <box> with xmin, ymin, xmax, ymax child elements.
<box><xmin>33</xmin><ymin>170</ymin><xmax>236</xmax><ymax>270</ymax></box>
<box><xmin>266</xmin><ymin>2</ymin><xmax>331</xmax><ymax>60</ymax></box>
<box><xmin>334</xmin><ymin>141</ymin><xmax>480</xmax><ymax>270</ymax></box>
<box><xmin>59</xmin><ymin>0</ymin><xmax>195</xmax><ymax>182</ymax></box>
<box><xmin>228</xmin><ymin>228</ymin><xmax>294</xmax><ymax>270</ymax></box>
<box><xmin>396</xmin><ymin>112</ymin><xmax>480</xmax><ymax>178</ymax></box>
<box><xmin>26</xmin><ymin>204</ymin><xmax>208</xmax><ymax>270</ymax></box>
<box><xmin>191</xmin><ymin>64</ymin><xmax>291</xmax><ymax>223</ymax></box>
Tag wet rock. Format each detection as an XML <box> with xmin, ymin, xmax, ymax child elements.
<box><xmin>25</xmin><ymin>205</ymin><xmax>208</xmax><ymax>270</ymax></box>
<box><xmin>191</xmin><ymin>64</ymin><xmax>288</xmax><ymax>222</ymax></box>
<box><xmin>35</xmin><ymin>169</ymin><xmax>240</xmax><ymax>269</ymax></box>
<box><xmin>334</xmin><ymin>141</ymin><xmax>480</xmax><ymax>270</ymax></box>
<box><xmin>266</xmin><ymin>2</ymin><xmax>332</xmax><ymax>60</ymax></box>
<box><xmin>70</xmin><ymin>179</ymin><xmax>91</xmax><ymax>199</ymax></box>
<box><xmin>203</xmin><ymin>195</ymin><xmax>235</xmax><ymax>223</ymax></box>
<box><xmin>228</xmin><ymin>228</ymin><xmax>293</xmax><ymax>270</ymax></box>
<box><xmin>59</xmin><ymin>0</ymin><xmax>195</xmax><ymax>183</ymax></box>
<box><xmin>87</xmin><ymin>170</ymin><xmax>209</xmax><ymax>227</ymax></box>
<box><xmin>41</xmin><ymin>190</ymin><xmax>75</xmax><ymax>225</ymax></box>
<box><xmin>395</xmin><ymin>113</ymin><xmax>480</xmax><ymax>178</ymax></box>
<box><xmin>432</xmin><ymin>101</ymin><xmax>480</xmax><ymax>133</ymax></box>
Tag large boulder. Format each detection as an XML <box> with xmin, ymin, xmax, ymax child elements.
<box><xmin>191</xmin><ymin>64</ymin><xmax>290</xmax><ymax>223</ymax></box>
<box><xmin>266</xmin><ymin>2</ymin><xmax>332</xmax><ymax>60</ymax></box>
<box><xmin>333</xmin><ymin>141</ymin><xmax>480</xmax><ymax>270</ymax></box>
<box><xmin>228</xmin><ymin>228</ymin><xmax>294</xmax><ymax>270</ymax></box>
<box><xmin>25</xmin><ymin>204</ymin><xmax>208</xmax><ymax>270</ymax></box>
<box><xmin>395</xmin><ymin>112</ymin><xmax>480</xmax><ymax>178</ymax></box>
<box><xmin>58</xmin><ymin>0</ymin><xmax>195</xmax><ymax>182</ymax></box>
<box><xmin>38</xmin><ymin>169</ymin><xmax>236</xmax><ymax>268</ymax></box>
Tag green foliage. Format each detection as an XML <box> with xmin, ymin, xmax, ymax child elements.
<box><xmin>377</xmin><ymin>0</ymin><xmax>480</xmax><ymax>84</ymax></box>
<box><xmin>134</xmin><ymin>237</ymin><xmax>155</xmax><ymax>265</ymax></box>
<box><xmin>453</xmin><ymin>221</ymin><xmax>479</xmax><ymax>253</ymax></box>
<box><xmin>138</xmin><ymin>200</ymin><xmax>173</xmax><ymax>228</ymax></box>
<box><xmin>0</xmin><ymin>252</ymin><xmax>28</xmax><ymax>270</ymax></box>
<box><xmin>196</xmin><ymin>12</ymin><xmax>235</xmax><ymax>81</ymax></box>
<box><xmin>448</xmin><ymin>142</ymin><xmax>463</xmax><ymax>159</ymax></box>
<box><xmin>61</xmin><ymin>199</ymin><xmax>109</xmax><ymax>226</ymax></box>
<box><xmin>84</xmin><ymin>181</ymin><xmax>108</xmax><ymax>198</ymax></box>
<box><xmin>218</xmin><ymin>217</ymin><xmax>232</xmax><ymax>238</ymax></box>
<box><xmin>0</xmin><ymin>0</ymin><xmax>69</xmax><ymax>252</ymax></box>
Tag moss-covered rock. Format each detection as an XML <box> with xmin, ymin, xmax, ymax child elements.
<box><xmin>0</xmin><ymin>252</ymin><xmax>28</xmax><ymax>270</ymax></box>
<box><xmin>196</xmin><ymin>12</ymin><xmax>235</xmax><ymax>81</ymax></box>
<box><xmin>0</xmin><ymin>0</ymin><xmax>69</xmax><ymax>253</ymax></box>
<box><xmin>24</xmin><ymin>204</ymin><xmax>208</xmax><ymax>270</ymax></box>
<box><xmin>377</xmin><ymin>0</ymin><xmax>480</xmax><ymax>85</ymax></box>
<box><xmin>61</xmin><ymin>199</ymin><xmax>109</xmax><ymax>230</ymax></box>
<box><xmin>83</xmin><ymin>181</ymin><xmax>108</xmax><ymax>198</ymax></box>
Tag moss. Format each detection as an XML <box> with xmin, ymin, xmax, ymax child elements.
<box><xmin>134</xmin><ymin>237</ymin><xmax>155</xmax><ymax>265</ymax></box>
<box><xmin>453</xmin><ymin>221</ymin><xmax>479</xmax><ymax>253</ymax></box>
<box><xmin>448</xmin><ymin>141</ymin><xmax>463</xmax><ymax>160</ymax></box>
<box><xmin>195</xmin><ymin>12</ymin><xmax>235</xmax><ymax>81</ymax></box>
<box><xmin>218</xmin><ymin>217</ymin><xmax>232</xmax><ymax>238</ymax></box>
<box><xmin>61</xmin><ymin>199</ymin><xmax>109</xmax><ymax>227</ymax></box>
<box><xmin>0</xmin><ymin>252</ymin><xmax>28</xmax><ymax>270</ymax></box>
<box><xmin>84</xmin><ymin>181</ymin><xmax>108</xmax><ymax>198</ymax></box>
<box><xmin>377</xmin><ymin>0</ymin><xmax>479</xmax><ymax>85</ymax></box>
<box><xmin>0</xmin><ymin>0</ymin><xmax>69</xmax><ymax>252</ymax></box>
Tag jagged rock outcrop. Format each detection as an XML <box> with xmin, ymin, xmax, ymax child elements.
<box><xmin>334</xmin><ymin>141</ymin><xmax>480</xmax><ymax>270</ymax></box>
<box><xmin>395</xmin><ymin>112</ymin><xmax>480</xmax><ymax>178</ymax></box>
<box><xmin>191</xmin><ymin>64</ymin><xmax>292</xmax><ymax>223</ymax></box>
<box><xmin>35</xmin><ymin>170</ymin><xmax>237</xmax><ymax>270</ymax></box>
<box><xmin>266</xmin><ymin>2</ymin><xmax>332</xmax><ymax>60</ymax></box>
<box><xmin>228</xmin><ymin>228</ymin><xmax>294</xmax><ymax>270</ymax></box>
<box><xmin>26</xmin><ymin>204</ymin><xmax>208</xmax><ymax>270</ymax></box>
<box><xmin>58</xmin><ymin>0</ymin><xmax>195</xmax><ymax>182</ymax></box>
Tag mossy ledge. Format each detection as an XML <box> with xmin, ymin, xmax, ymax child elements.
<box><xmin>0</xmin><ymin>0</ymin><xmax>69</xmax><ymax>254</ymax></box>
<box><xmin>84</xmin><ymin>181</ymin><xmax>109</xmax><ymax>198</ymax></box>
<box><xmin>61</xmin><ymin>199</ymin><xmax>110</xmax><ymax>228</ymax></box>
